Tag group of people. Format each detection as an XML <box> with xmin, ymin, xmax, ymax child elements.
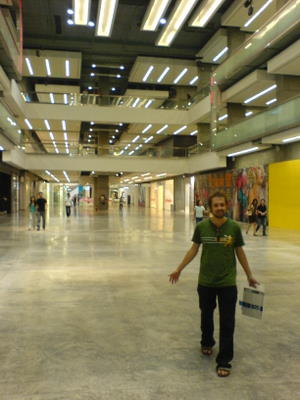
<box><xmin>28</xmin><ymin>192</ymin><xmax>47</xmax><ymax>231</ymax></box>
<box><xmin>246</xmin><ymin>198</ymin><xmax>268</xmax><ymax>236</ymax></box>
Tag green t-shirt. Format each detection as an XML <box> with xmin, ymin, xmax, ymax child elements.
<box><xmin>192</xmin><ymin>218</ymin><xmax>244</xmax><ymax>287</ymax></box>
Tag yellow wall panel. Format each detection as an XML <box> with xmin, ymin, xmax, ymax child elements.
<box><xmin>269</xmin><ymin>159</ymin><xmax>300</xmax><ymax>230</ymax></box>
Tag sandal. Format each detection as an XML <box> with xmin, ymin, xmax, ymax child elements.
<box><xmin>216</xmin><ymin>366</ymin><xmax>231</xmax><ymax>377</ymax></box>
<box><xmin>201</xmin><ymin>347</ymin><xmax>213</xmax><ymax>356</ymax></box>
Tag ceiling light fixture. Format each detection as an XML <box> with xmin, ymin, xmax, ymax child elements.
<box><xmin>96</xmin><ymin>0</ymin><xmax>118</xmax><ymax>37</ymax></box>
<box><xmin>67</xmin><ymin>9</ymin><xmax>74</xmax><ymax>15</ymax></box>
<box><xmin>25</xmin><ymin>57</ymin><xmax>34</xmax><ymax>75</ymax></box>
<box><xmin>128</xmin><ymin>150</ymin><xmax>135</xmax><ymax>155</ymax></box>
<box><xmin>227</xmin><ymin>146</ymin><xmax>259</xmax><ymax>157</ymax></box>
<box><xmin>145</xmin><ymin>136</ymin><xmax>154</xmax><ymax>143</ymax></box>
<box><xmin>189</xmin><ymin>76</ymin><xmax>198</xmax><ymax>85</ymax></box>
<box><xmin>49</xmin><ymin>93</ymin><xmax>55</xmax><ymax>104</ymax></box>
<box><xmin>24</xmin><ymin>119</ymin><xmax>33</xmax><ymax>129</ymax></box>
<box><xmin>65</xmin><ymin>60</ymin><xmax>70</xmax><ymax>77</ymax></box>
<box><xmin>245</xmin><ymin>111</ymin><xmax>253</xmax><ymax>117</ymax></box>
<box><xmin>190</xmin><ymin>130</ymin><xmax>198</xmax><ymax>135</ymax></box>
<box><xmin>157</xmin><ymin>0</ymin><xmax>198</xmax><ymax>46</ymax></box>
<box><xmin>157</xmin><ymin>66</ymin><xmax>170</xmax><ymax>83</ymax></box>
<box><xmin>45</xmin><ymin>59</ymin><xmax>51</xmax><ymax>76</ymax></box>
<box><xmin>64</xmin><ymin>94</ymin><xmax>68</xmax><ymax>104</ymax></box>
<box><xmin>218</xmin><ymin>113</ymin><xmax>228</xmax><ymax>121</ymax></box>
<box><xmin>88</xmin><ymin>21</ymin><xmax>95</xmax><ymax>27</ymax></box>
<box><xmin>142</xmin><ymin>172</ymin><xmax>150</xmax><ymax>176</ymax></box>
<box><xmin>64</xmin><ymin>132</ymin><xmax>68</xmax><ymax>141</ymax></box>
<box><xmin>265</xmin><ymin>98</ymin><xmax>277</xmax><ymax>105</ymax></box>
<box><xmin>282</xmin><ymin>135</ymin><xmax>300</xmax><ymax>143</ymax></box>
<box><xmin>213</xmin><ymin>46</ymin><xmax>229</xmax><ymax>62</ymax></box>
<box><xmin>143</xmin><ymin>65</ymin><xmax>154</xmax><ymax>82</ymax></box>
<box><xmin>244</xmin><ymin>0</ymin><xmax>273</xmax><ymax>28</ymax></box>
<box><xmin>244</xmin><ymin>84</ymin><xmax>277</xmax><ymax>104</ymax></box>
<box><xmin>0</xmin><ymin>146</ymin><xmax>4</xmax><ymax>151</ymax></box>
<box><xmin>173</xmin><ymin>125</ymin><xmax>187</xmax><ymax>135</ymax></box>
<box><xmin>156</xmin><ymin>124</ymin><xmax>168</xmax><ymax>134</ymax></box>
<box><xmin>145</xmin><ymin>100</ymin><xmax>153</xmax><ymax>109</ymax></box>
<box><xmin>67</xmin><ymin>19</ymin><xmax>74</xmax><ymax>25</ymax></box>
<box><xmin>132</xmin><ymin>98</ymin><xmax>140</xmax><ymax>108</ymax></box>
<box><xmin>73</xmin><ymin>0</ymin><xmax>91</xmax><ymax>25</ymax></box>
<box><xmin>62</xmin><ymin>120</ymin><xmax>67</xmax><ymax>131</ymax></box>
<box><xmin>49</xmin><ymin>132</ymin><xmax>54</xmax><ymax>140</ymax></box>
<box><xmin>174</xmin><ymin>68</ymin><xmax>188</xmax><ymax>84</ymax></box>
<box><xmin>189</xmin><ymin>0</ymin><xmax>225</xmax><ymax>27</ymax></box>
<box><xmin>132</xmin><ymin>135</ymin><xmax>140</xmax><ymax>143</ymax></box>
<box><xmin>143</xmin><ymin>124</ymin><xmax>152</xmax><ymax>133</ymax></box>
<box><xmin>63</xmin><ymin>171</ymin><xmax>71</xmax><ymax>183</ymax></box>
<box><xmin>141</xmin><ymin>0</ymin><xmax>171</xmax><ymax>31</ymax></box>
<box><xmin>156</xmin><ymin>173</ymin><xmax>167</xmax><ymax>177</ymax></box>
<box><xmin>44</xmin><ymin>120</ymin><xmax>51</xmax><ymax>130</ymax></box>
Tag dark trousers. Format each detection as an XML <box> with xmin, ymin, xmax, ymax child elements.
<box><xmin>66</xmin><ymin>206</ymin><xmax>71</xmax><ymax>217</ymax></box>
<box><xmin>37</xmin><ymin>211</ymin><xmax>46</xmax><ymax>230</ymax></box>
<box><xmin>256</xmin><ymin>216</ymin><xmax>267</xmax><ymax>235</ymax></box>
<box><xmin>197</xmin><ymin>285</ymin><xmax>237</xmax><ymax>368</ymax></box>
<box><xmin>196</xmin><ymin>217</ymin><xmax>203</xmax><ymax>224</ymax></box>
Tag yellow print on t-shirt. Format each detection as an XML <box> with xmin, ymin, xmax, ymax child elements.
<box><xmin>219</xmin><ymin>235</ymin><xmax>233</xmax><ymax>247</ymax></box>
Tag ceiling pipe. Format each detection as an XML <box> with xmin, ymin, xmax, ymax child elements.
<box><xmin>214</xmin><ymin>0</ymin><xmax>300</xmax><ymax>88</ymax></box>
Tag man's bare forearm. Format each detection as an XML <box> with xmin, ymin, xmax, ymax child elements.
<box><xmin>235</xmin><ymin>246</ymin><xmax>253</xmax><ymax>279</ymax></box>
<box><xmin>176</xmin><ymin>243</ymin><xmax>199</xmax><ymax>273</ymax></box>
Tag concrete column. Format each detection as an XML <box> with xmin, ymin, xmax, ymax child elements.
<box><xmin>227</xmin><ymin>103</ymin><xmax>246</xmax><ymax>125</ymax></box>
<box><xmin>196</xmin><ymin>62</ymin><xmax>212</xmax><ymax>91</ymax></box>
<box><xmin>94</xmin><ymin>175</ymin><xmax>109</xmax><ymax>210</ymax></box>
<box><xmin>276</xmin><ymin>76</ymin><xmax>300</xmax><ymax>104</ymax></box>
<box><xmin>97</xmin><ymin>132</ymin><xmax>109</xmax><ymax>155</ymax></box>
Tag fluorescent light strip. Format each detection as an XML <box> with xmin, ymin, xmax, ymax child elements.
<box><xmin>244</xmin><ymin>84</ymin><xmax>277</xmax><ymax>104</ymax></box>
<box><xmin>44</xmin><ymin>120</ymin><xmax>51</xmax><ymax>130</ymax></box>
<box><xmin>25</xmin><ymin>57</ymin><xmax>34</xmax><ymax>75</ymax></box>
<box><xmin>62</xmin><ymin>120</ymin><xmax>67</xmax><ymax>131</ymax></box>
<box><xmin>73</xmin><ymin>0</ymin><xmax>91</xmax><ymax>25</ymax></box>
<box><xmin>64</xmin><ymin>132</ymin><xmax>68</xmax><ymax>141</ymax></box>
<box><xmin>0</xmin><ymin>146</ymin><xmax>4</xmax><ymax>151</ymax></box>
<box><xmin>174</xmin><ymin>68</ymin><xmax>188</xmax><ymax>84</ymax></box>
<box><xmin>24</xmin><ymin>119</ymin><xmax>33</xmax><ymax>129</ymax></box>
<box><xmin>128</xmin><ymin>151</ymin><xmax>134</xmax><ymax>155</ymax></box>
<box><xmin>218</xmin><ymin>114</ymin><xmax>228</xmax><ymax>121</ymax></box>
<box><xmin>282</xmin><ymin>135</ymin><xmax>300</xmax><ymax>143</ymax></box>
<box><xmin>65</xmin><ymin>60</ymin><xmax>70</xmax><ymax>77</ymax></box>
<box><xmin>144</xmin><ymin>176</ymin><xmax>152</xmax><ymax>179</ymax></box>
<box><xmin>245</xmin><ymin>111</ymin><xmax>253</xmax><ymax>117</ymax></box>
<box><xmin>156</xmin><ymin>124</ymin><xmax>168</xmax><ymax>134</ymax></box>
<box><xmin>145</xmin><ymin>99</ymin><xmax>153</xmax><ymax>109</ymax></box>
<box><xmin>49</xmin><ymin>93</ymin><xmax>55</xmax><ymax>104</ymax></box>
<box><xmin>96</xmin><ymin>0</ymin><xmax>118</xmax><ymax>36</ymax></box>
<box><xmin>213</xmin><ymin>47</ymin><xmax>228</xmax><ymax>62</ymax></box>
<box><xmin>49</xmin><ymin>132</ymin><xmax>54</xmax><ymax>140</ymax></box>
<box><xmin>63</xmin><ymin>171</ymin><xmax>71</xmax><ymax>183</ymax></box>
<box><xmin>132</xmin><ymin>135</ymin><xmax>140</xmax><ymax>143</ymax></box>
<box><xmin>145</xmin><ymin>136</ymin><xmax>154</xmax><ymax>143</ymax></box>
<box><xmin>143</xmin><ymin>65</ymin><xmax>154</xmax><ymax>82</ymax></box>
<box><xmin>156</xmin><ymin>173</ymin><xmax>167</xmax><ymax>177</ymax></box>
<box><xmin>157</xmin><ymin>0</ymin><xmax>198</xmax><ymax>46</ymax></box>
<box><xmin>266</xmin><ymin>98</ymin><xmax>277</xmax><ymax>105</ymax></box>
<box><xmin>173</xmin><ymin>125</ymin><xmax>187</xmax><ymax>135</ymax></box>
<box><xmin>157</xmin><ymin>67</ymin><xmax>170</xmax><ymax>82</ymax></box>
<box><xmin>142</xmin><ymin>124</ymin><xmax>152</xmax><ymax>133</ymax></box>
<box><xmin>227</xmin><ymin>147</ymin><xmax>259</xmax><ymax>157</ymax></box>
<box><xmin>189</xmin><ymin>76</ymin><xmax>198</xmax><ymax>85</ymax></box>
<box><xmin>244</xmin><ymin>0</ymin><xmax>273</xmax><ymax>28</ymax></box>
<box><xmin>141</xmin><ymin>0</ymin><xmax>171</xmax><ymax>31</ymax></box>
<box><xmin>142</xmin><ymin>172</ymin><xmax>150</xmax><ymax>176</ymax></box>
<box><xmin>64</xmin><ymin>94</ymin><xmax>68</xmax><ymax>104</ymax></box>
<box><xmin>45</xmin><ymin>59</ymin><xmax>51</xmax><ymax>76</ymax></box>
<box><xmin>189</xmin><ymin>0</ymin><xmax>225</xmax><ymax>27</ymax></box>
<box><xmin>132</xmin><ymin>98</ymin><xmax>140</xmax><ymax>108</ymax></box>
<box><xmin>190</xmin><ymin>130</ymin><xmax>198</xmax><ymax>135</ymax></box>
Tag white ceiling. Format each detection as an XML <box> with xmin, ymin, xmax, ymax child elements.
<box><xmin>129</xmin><ymin>56</ymin><xmax>198</xmax><ymax>86</ymax></box>
<box><xmin>196</xmin><ymin>29</ymin><xmax>228</xmax><ymax>64</ymax></box>
<box><xmin>34</xmin><ymin>84</ymin><xmax>81</xmax><ymax>105</ymax></box>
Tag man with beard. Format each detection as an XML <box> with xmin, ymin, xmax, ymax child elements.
<box><xmin>169</xmin><ymin>192</ymin><xmax>259</xmax><ymax>378</ymax></box>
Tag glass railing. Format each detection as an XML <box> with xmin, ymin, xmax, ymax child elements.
<box><xmin>212</xmin><ymin>95</ymin><xmax>300</xmax><ymax>150</ymax></box>
<box><xmin>22</xmin><ymin>140</ymin><xmax>210</xmax><ymax>158</ymax></box>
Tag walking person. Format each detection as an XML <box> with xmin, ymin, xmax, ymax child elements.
<box><xmin>246</xmin><ymin>198</ymin><xmax>258</xmax><ymax>235</ymax></box>
<box><xmin>169</xmin><ymin>192</ymin><xmax>259</xmax><ymax>378</ymax></box>
<box><xmin>28</xmin><ymin>196</ymin><xmax>36</xmax><ymax>230</ymax></box>
<box><xmin>36</xmin><ymin>192</ymin><xmax>47</xmax><ymax>231</ymax></box>
<box><xmin>194</xmin><ymin>200</ymin><xmax>206</xmax><ymax>224</ymax></box>
<box><xmin>65</xmin><ymin>193</ymin><xmax>72</xmax><ymax>217</ymax></box>
<box><xmin>255</xmin><ymin>199</ymin><xmax>267</xmax><ymax>236</ymax></box>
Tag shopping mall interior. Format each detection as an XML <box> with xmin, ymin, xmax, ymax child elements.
<box><xmin>0</xmin><ymin>0</ymin><xmax>300</xmax><ymax>398</ymax></box>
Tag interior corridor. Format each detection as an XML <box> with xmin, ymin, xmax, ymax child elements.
<box><xmin>0</xmin><ymin>207</ymin><xmax>299</xmax><ymax>399</ymax></box>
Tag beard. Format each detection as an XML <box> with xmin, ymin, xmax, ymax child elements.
<box><xmin>212</xmin><ymin>210</ymin><xmax>225</xmax><ymax>219</ymax></box>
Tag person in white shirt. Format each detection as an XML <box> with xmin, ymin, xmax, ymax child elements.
<box><xmin>194</xmin><ymin>200</ymin><xmax>206</xmax><ymax>224</ymax></box>
<box><xmin>65</xmin><ymin>193</ymin><xmax>72</xmax><ymax>217</ymax></box>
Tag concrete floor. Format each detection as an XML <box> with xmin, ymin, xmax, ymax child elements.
<box><xmin>0</xmin><ymin>205</ymin><xmax>300</xmax><ymax>400</ymax></box>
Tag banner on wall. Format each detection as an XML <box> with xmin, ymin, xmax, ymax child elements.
<box><xmin>195</xmin><ymin>166</ymin><xmax>267</xmax><ymax>221</ymax></box>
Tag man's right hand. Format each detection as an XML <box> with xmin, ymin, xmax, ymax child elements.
<box><xmin>169</xmin><ymin>270</ymin><xmax>181</xmax><ymax>284</ymax></box>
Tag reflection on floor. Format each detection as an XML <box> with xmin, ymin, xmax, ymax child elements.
<box><xmin>0</xmin><ymin>206</ymin><xmax>299</xmax><ymax>399</ymax></box>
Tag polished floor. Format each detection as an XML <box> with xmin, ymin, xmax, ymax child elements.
<box><xmin>0</xmin><ymin>205</ymin><xmax>299</xmax><ymax>400</ymax></box>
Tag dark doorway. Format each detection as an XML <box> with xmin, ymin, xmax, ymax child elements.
<box><xmin>0</xmin><ymin>172</ymin><xmax>11</xmax><ymax>214</ymax></box>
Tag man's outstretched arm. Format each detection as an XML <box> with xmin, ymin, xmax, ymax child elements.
<box><xmin>169</xmin><ymin>242</ymin><xmax>200</xmax><ymax>284</ymax></box>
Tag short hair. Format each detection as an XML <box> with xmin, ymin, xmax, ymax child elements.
<box><xmin>208</xmin><ymin>192</ymin><xmax>228</xmax><ymax>209</ymax></box>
